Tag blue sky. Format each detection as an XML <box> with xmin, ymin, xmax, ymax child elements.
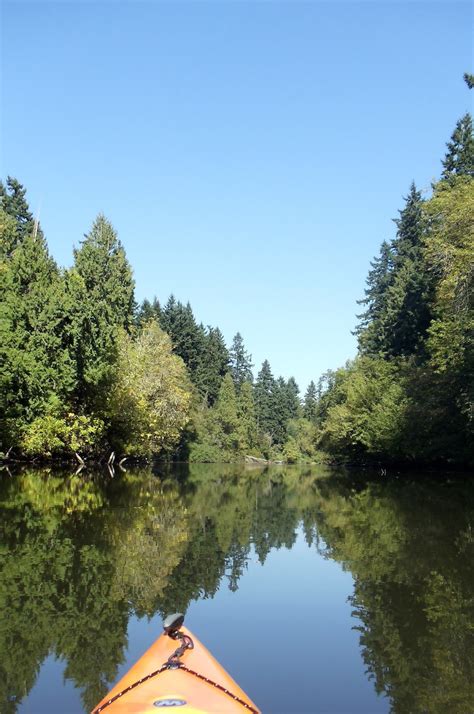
<box><xmin>2</xmin><ymin>1</ymin><xmax>472</xmax><ymax>390</ymax></box>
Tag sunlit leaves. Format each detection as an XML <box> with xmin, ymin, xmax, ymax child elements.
<box><xmin>108</xmin><ymin>322</ymin><xmax>192</xmax><ymax>455</ymax></box>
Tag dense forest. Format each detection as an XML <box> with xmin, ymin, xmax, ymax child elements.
<box><xmin>0</xmin><ymin>76</ymin><xmax>472</xmax><ymax>466</ymax></box>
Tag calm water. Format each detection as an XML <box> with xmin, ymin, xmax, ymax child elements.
<box><xmin>1</xmin><ymin>464</ymin><xmax>473</xmax><ymax>714</ymax></box>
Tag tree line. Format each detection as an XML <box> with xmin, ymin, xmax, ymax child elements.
<box><xmin>0</xmin><ymin>186</ymin><xmax>319</xmax><ymax>462</ymax></box>
<box><xmin>1</xmin><ymin>74</ymin><xmax>472</xmax><ymax>465</ymax></box>
<box><xmin>314</xmin><ymin>76</ymin><xmax>473</xmax><ymax>466</ymax></box>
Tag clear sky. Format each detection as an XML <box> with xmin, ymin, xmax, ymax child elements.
<box><xmin>2</xmin><ymin>1</ymin><xmax>472</xmax><ymax>391</ymax></box>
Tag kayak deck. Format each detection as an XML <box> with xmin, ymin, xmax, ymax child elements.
<box><xmin>92</xmin><ymin>625</ymin><xmax>260</xmax><ymax>714</ymax></box>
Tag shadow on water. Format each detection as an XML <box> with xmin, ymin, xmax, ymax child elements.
<box><xmin>0</xmin><ymin>463</ymin><xmax>473</xmax><ymax>712</ymax></box>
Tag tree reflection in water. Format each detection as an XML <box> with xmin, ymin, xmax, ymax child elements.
<box><xmin>0</xmin><ymin>465</ymin><xmax>473</xmax><ymax>713</ymax></box>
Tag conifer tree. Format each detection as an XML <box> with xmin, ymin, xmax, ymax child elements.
<box><xmin>357</xmin><ymin>184</ymin><xmax>431</xmax><ymax>358</ymax></box>
<box><xmin>198</xmin><ymin>327</ymin><xmax>230</xmax><ymax>405</ymax></box>
<box><xmin>213</xmin><ymin>372</ymin><xmax>239</xmax><ymax>453</ymax></box>
<box><xmin>160</xmin><ymin>298</ymin><xmax>207</xmax><ymax>387</ymax></box>
<box><xmin>0</xmin><ymin>177</ymin><xmax>38</xmax><ymax>252</ymax></box>
<box><xmin>272</xmin><ymin>377</ymin><xmax>301</xmax><ymax>444</ymax></box>
<box><xmin>137</xmin><ymin>297</ymin><xmax>160</xmax><ymax>327</ymax></box>
<box><xmin>441</xmin><ymin>113</ymin><xmax>474</xmax><ymax>180</ymax></box>
<box><xmin>237</xmin><ymin>380</ymin><xmax>258</xmax><ymax>453</ymax></box>
<box><xmin>382</xmin><ymin>183</ymin><xmax>432</xmax><ymax>357</ymax></box>
<box><xmin>303</xmin><ymin>381</ymin><xmax>318</xmax><ymax>422</ymax></box>
<box><xmin>71</xmin><ymin>214</ymin><xmax>135</xmax><ymax>406</ymax></box>
<box><xmin>286</xmin><ymin>377</ymin><xmax>301</xmax><ymax>416</ymax></box>
<box><xmin>254</xmin><ymin>360</ymin><xmax>276</xmax><ymax>438</ymax></box>
<box><xmin>464</xmin><ymin>72</ymin><xmax>474</xmax><ymax>89</ymax></box>
<box><xmin>0</xmin><ymin>209</ymin><xmax>75</xmax><ymax>445</ymax></box>
<box><xmin>355</xmin><ymin>241</ymin><xmax>393</xmax><ymax>354</ymax></box>
<box><xmin>229</xmin><ymin>333</ymin><xmax>253</xmax><ymax>391</ymax></box>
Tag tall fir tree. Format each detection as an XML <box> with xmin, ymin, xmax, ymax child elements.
<box><xmin>272</xmin><ymin>377</ymin><xmax>301</xmax><ymax>444</ymax></box>
<box><xmin>254</xmin><ymin>360</ymin><xmax>276</xmax><ymax>438</ymax></box>
<box><xmin>159</xmin><ymin>297</ymin><xmax>207</xmax><ymax>388</ymax></box>
<box><xmin>70</xmin><ymin>214</ymin><xmax>135</xmax><ymax>407</ymax></box>
<box><xmin>355</xmin><ymin>240</ymin><xmax>394</xmax><ymax>354</ymax></box>
<box><xmin>382</xmin><ymin>183</ymin><xmax>432</xmax><ymax>357</ymax></box>
<box><xmin>213</xmin><ymin>372</ymin><xmax>239</xmax><ymax>453</ymax></box>
<box><xmin>136</xmin><ymin>297</ymin><xmax>160</xmax><ymax>327</ymax></box>
<box><xmin>464</xmin><ymin>72</ymin><xmax>474</xmax><ymax>89</ymax></box>
<box><xmin>441</xmin><ymin>113</ymin><xmax>474</xmax><ymax>180</ymax></box>
<box><xmin>237</xmin><ymin>380</ymin><xmax>258</xmax><ymax>453</ymax></box>
<box><xmin>303</xmin><ymin>380</ymin><xmax>318</xmax><ymax>422</ymax></box>
<box><xmin>196</xmin><ymin>327</ymin><xmax>230</xmax><ymax>405</ymax></box>
<box><xmin>0</xmin><ymin>206</ymin><xmax>75</xmax><ymax>447</ymax></box>
<box><xmin>229</xmin><ymin>332</ymin><xmax>253</xmax><ymax>391</ymax></box>
<box><xmin>357</xmin><ymin>184</ymin><xmax>431</xmax><ymax>358</ymax></box>
<box><xmin>0</xmin><ymin>177</ymin><xmax>38</xmax><ymax>253</ymax></box>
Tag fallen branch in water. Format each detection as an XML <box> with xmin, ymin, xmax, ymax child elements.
<box><xmin>75</xmin><ymin>452</ymin><xmax>85</xmax><ymax>466</ymax></box>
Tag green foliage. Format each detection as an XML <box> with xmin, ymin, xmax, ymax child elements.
<box><xmin>319</xmin><ymin>357</ymin><xmax>409</xmax><ymax>459</ymax></box>
<box><xmin>254</xmin><ymin>359</ymin><xmax>276</xmax><ymax>439</ymax></box>
<box><xmin>213</xmin><ymin>373</ymin><xmax>239</xmax><ymax>453</ymax></box>
<box><xmin>357</xmin><ymin>184</ymin><xmax>432</xmax><ymax>358</ymax></box>
<box><xmin>108</xmin><ymin>322</ymin><xmax>192</xmax><ymax>456</ymax></box>
<box><xmin>441</xmin><ymin>113</ymin><xmax>474</xmax><ymax>180</ymax></box>
<box><xmin>196</xmin><ymin>327</ymin><xmax>230</xmax><ymax>405</ymax></box>
<box><xmin>272</xmin><ymin>376</ymin><xmax>301</xmax><ymax>444</ymax></box>
<box><xmin>325</xmin><ymin>108</ymin><xmax>474</xmax><ymax>466</ymax></box>
<box><xmin>0</xmin><ymin>196</ymin><xmax>76</xmax><ymax>449</ymax></box>
<box><xmin>71</xmin><ymin>214</ymin><xmax>135</xmax><ymax>408</ymax></box>
<box><xmin>303</xmin><ymin>380</ymin><xmax>318</xmax><ymax>421</ymax></box>
<box><xmin>136</xmin><ymin>297</ymin><xmax>160</xmax><ymax>327</ymax></box>
<box><xmin>21</xmin><ymin>408</ymin><xmax>105</xmax><ymax>457</ymax></box>
<box><xmin>464</xmin><ymin>72</ymin><xmax>474</xmax><ymax>89</ymax></box>
<box><xmin>237</xmin><ymin>381</ymin><xmax>259</xmax><ymax>453</ymax></box>
<box><xmin>159</xmin><ymin>297</ymin><xmax>206</xmax><ymax>383</ymax></box>
<box><xmin>284</xmin><ymin>418</ymin><xmax>319</xmax><ymax>462</ymax></box>
<box><xmin>3</xmin><ymin>114</ymin><xmax>471</xmax><ymax>468</ymax></box>
<box><xmin>424</xmin><ymin>177</ymin><xmax>474</xmax><ymax>372</ymax></box>
<box><xmin>229</xmin><ymin>332</ymin><xmax>253</xmax><ymax>391</ymax></box>
<box><xmin>159</xmin><ymin>298</ymin><xmax>230</xmax><ymax>404</ymax></box>
<box><xmin>0</xmin><ymin>176</ymin><xmax>38</xmax><ymax>251</ymax></box>
<box><xmin>188</xmin><ymin>374</ymin><xmax>240</xmax><ymax>461</ymax></box>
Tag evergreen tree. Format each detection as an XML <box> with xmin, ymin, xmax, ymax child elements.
<box><xmin>229</xmin><ymin>333</ymin><xmax>253</xmax><ymax>391</ymax></box>
<box><xmin>286</xmin><ymin>377</ymin><xmax>301</xmax><ymax>417</ymax></box>
<box><xmin>254</xmin><ymin>360</ymin><xmax>276</xmax><ymax>438</ymax></box>
<box><xmin>0</xmin><ymin>211</ymin><xmax>75</xmax><ymax>446</ymax></box>
<box><xmin>197</xmin><ymin>327</ymin><xmax>230</xmax><ymax>405</ymax></box>
<box><xmin>160</xmin><ymin>297</ymin><xmax>207</xmax><ymax>387</ymax></box>
<box><xmin>423</xmin><ymin>176</ymin><xmax>474</xmax><ymax>461</ymax></box>
<box><xmin>357</xmin><ymin>184</ymin><xmax>431</xmax><ymax>358</ymax></box>
<box><xmin>237</xmin><ymin>381</ymin><xmax>258</xmax><ymax>453</ymax></box>
<box><xmin>136</xmin><ymin>297</ymin><xmax>160</xmax><ymax>327</ymax></box>
<box><xmin>71</xmin><ymin>214</ymin><xmax>135</xmax><ymax>407</ymax></box>
<box><xmin>382</xmin><ymin>183</ymin><xmax>432</xmax><ymax>357</ymax></box>
<box><xmin>355</xmin><ymin>240</ymin><xmax>394</xmax><ymax>354</ymax></box>
<box><xmin>441</xmin><ymin>113</ymin><xmax>474</xmax><ymax>180</ymax></box>
<box><xmin>303</xmin><ymin>381</ymin><xmax>318</xmax><ymax>422</ymax></box>
<box><xmin>272</xmin><ymin>376</ymin><xmax>301</xmax><ymax>444</ymax></box>
<box><xmin>464</xmin><ymin>72</ymin><xmax>474</xmax><ymax>90</ymax></box>
<box><xmin>0</xmin><ymin>177</ymin><xmax>38</xmax><ymax>253</ymax></box>
<box><xmin>213</xmin><ymin>372</ymin><xmax>239</xmax><ymax>453</ymax></box>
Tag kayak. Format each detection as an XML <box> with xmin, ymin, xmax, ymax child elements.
<box><xmin>91</xmin><ymin>614</ymin><xmax>260</xmax><ymax>714</ymax></box>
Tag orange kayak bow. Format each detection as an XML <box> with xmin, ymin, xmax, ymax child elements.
<box><xmin>92</xmin><ymin>614</ymin><xmax>260</xmax><ymax>714</ymax></box>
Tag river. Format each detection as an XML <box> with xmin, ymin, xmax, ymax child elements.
<box><xmin>0</xmin><ymin>463</ymin><xmax>473</xmax><ymax>713</ymax></box>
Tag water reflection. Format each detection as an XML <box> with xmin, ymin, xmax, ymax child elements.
<box><xmin>0</xmin><ymin>465</ymin><xmax>473</xmax><ymax>712</ymax></box>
